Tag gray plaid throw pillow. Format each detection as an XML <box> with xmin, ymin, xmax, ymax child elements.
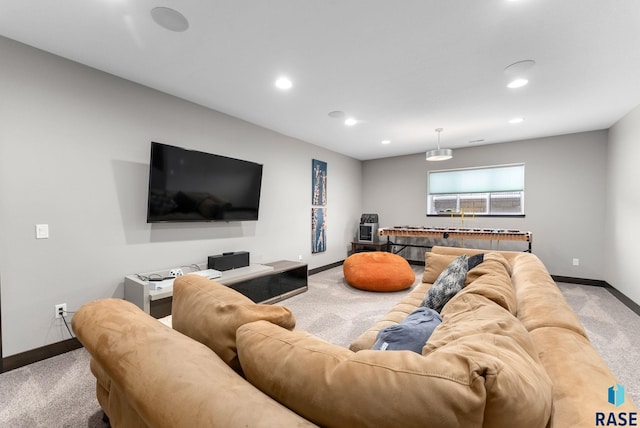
<box><xmin>421</xmin><ymin>254</ymin><xmax>468</xmax><ymax>313</ymax></box>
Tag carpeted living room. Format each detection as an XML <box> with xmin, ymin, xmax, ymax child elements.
<box><xmin>2</xmin><ymin>1</ymin><xmax>640</xmax><ymax>427</ymax></box>
<box><xmin>1</xmin><ymin>263</ymin><xmax>640</xmax><ymax>427</ymax></box>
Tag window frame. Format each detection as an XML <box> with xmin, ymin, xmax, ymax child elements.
<box><xmin>427</xmin><ymin>163</ymin><xmax>525</xmax><ymax>217</ymax></box>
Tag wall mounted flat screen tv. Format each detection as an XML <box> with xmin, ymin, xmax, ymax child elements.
<box><xmin>147</xmin><ymin>142</ymin><xmax>263</xmax><ymax>223</ymax></box>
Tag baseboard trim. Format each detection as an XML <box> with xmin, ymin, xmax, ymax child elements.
<box><xmin>309</xmin><ymin>261</ymin><xmax>344</xmax><ymax>275</ymax></box>
<box><xmin>309</xmin><ymin>257</ymin><xmax>425</xmax><ymax>277</ymax></box>
<box><xmin>603</xmin><ymin>284</ymin><xmax>640</xmax><ymax>318</ymax></box>
<box><xmin>551</xmin><ymin>275</ymin><xmax>608</xmax><ymax>287</ymax></box>
<box><xmin>1</xmin><ymin>337</ymin><xmax>82</xmax><ymax>373</ymax></box>
<box><xmin>552</xmin><ymin>275</ymin><xmax>640</xmax><ymax>318</ymax></box>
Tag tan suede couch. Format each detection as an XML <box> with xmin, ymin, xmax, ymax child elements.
<box><xmin>73</xmin><ymin>247</ymin><xmax>637</xmax><ymax>427</ymax></box>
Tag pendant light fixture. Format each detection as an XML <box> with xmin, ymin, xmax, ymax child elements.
<box><xmin>426</xmin><ymin>128</ymin><xmax>452</xmax><ymax>161</ymax></box>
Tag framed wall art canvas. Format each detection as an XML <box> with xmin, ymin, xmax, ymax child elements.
<box><xmin>312</xmin><ymin>159</ymin><xmax>327</xmax><ymax>206</ymax></box>
<box><xmin>311</xmin><ymin>207</ymin><xmax>326</xmax><ymax>253</ymax></box>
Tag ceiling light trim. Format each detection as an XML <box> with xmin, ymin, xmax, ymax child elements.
<box><xmin>504</xmin><ymin>60</ymin><xmax>536</xmax><ymax>76</ymax></box>
<box><xmin>150</xmin><ymin>7</ymin><xmax>189</xmax><ymax>32</ymax></box>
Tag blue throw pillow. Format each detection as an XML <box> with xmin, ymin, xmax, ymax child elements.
<box><xmin>421</xmin><ymin>254</ymin><xmax>468</xmax><ymax>313</ymax></box>
<box><xmin>372</xmin><ymin>307</ymin><xmax>443</xmax><ymax>354</ymax></box>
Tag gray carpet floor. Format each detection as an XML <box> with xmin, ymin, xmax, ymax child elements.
<box><xmin>0</xmin><ymin>265</ymin><xmax>638</xmax><ymax>427</ymax></box>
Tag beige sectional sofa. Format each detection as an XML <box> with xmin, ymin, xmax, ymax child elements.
<box><xmin>73</xmin><ymin>246</ymin><xmax>637</xmax><ymax>427</ymax></box>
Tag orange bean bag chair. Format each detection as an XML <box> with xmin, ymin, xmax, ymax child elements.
<box><xmin>343</xmin><ymin>252</ymin><xmax>414</xmax><ymax>292</ymax></box>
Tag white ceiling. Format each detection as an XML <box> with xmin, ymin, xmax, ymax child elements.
<box><xmin>2</xmin><ymin>0</ymin><xmax>640</xmax><ymax>160</ymax></box>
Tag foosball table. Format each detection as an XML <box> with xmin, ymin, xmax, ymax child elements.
<box><xmin>378</xmin><ymin>226</ymin><xmax>533</xmax><ymax>253</ymax></box>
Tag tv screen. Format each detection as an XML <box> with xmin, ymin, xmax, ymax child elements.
<box><xmin>146</xmin><ymin>142</ymin><xmax>263</xmax><ymax>223</ymax></box>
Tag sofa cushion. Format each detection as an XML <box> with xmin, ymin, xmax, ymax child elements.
<box><xmin>371</xmin><ymin>307</ymin><xmax>442</xmax><ymax>353</ymax></box>
<box><xmin>238</xmin><ymin>307</ymin><xmax>552</xmax><ymax>428</ymax></box>
<box><xmin>171</xmin><ymin>274</ymin><xmax>296</xmax><ymax>373</ymax></box>
<box><xmin>529</xmin><ymin>327</ymin><xmax>639</xmax><ymax>426</ymax></box>
<box><xmin>431</xmin><ymin>245</ymin><xmax>508</xmax><ymax>259</ymax></box>
<box><xmin>237</xmin><ymin>320</ymin><xmax>486</xmax><ymax>428</ymax></box>
<box><xmin>456</xmin><ymin>252</ymin><xmax>516</xmax><ymax>315</ymax></box>
<box><xmin>422</xmin><ymin>251</ymin><xmax>485</xmax><ymax>286</ymax></box>
<box><xmin>421</xmin><ymin>254</ymin><xmax>468</xmax><ymax>312</ymax></box>
<box><xmin>421</xmin><ymin>292</ymin><xmax>553</xmax><ymax>428</ymax></box>
<box><xmin>511</xmin><ymin>253</ymin><xmax>588</xmax><ymax>336</ymax></box>
<box><xmin>421</xmin><ymin>252</ymin><xmax>457</xmax><ymax>283</ymax></box>
<box><xmin>73</xmin><ymin>298</ymin><xmax>313</xmax><ymax>428</ymax></box>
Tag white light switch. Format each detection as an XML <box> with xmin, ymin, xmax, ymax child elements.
<box><xmin>36</xmin><ymin>224</ymin><xmax>49</xmax><ymax>239</ymax></box>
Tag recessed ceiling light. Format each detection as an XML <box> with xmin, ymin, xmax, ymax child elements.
<box><xmin>344</xmin><ymin>118</ymin><xmax>358</xmax><ymax>126</ymax></box>
<box><xmin>507</xmin><ymin>78</ymin><xmax>529</xmax><ymax>89</ymax></box>
<box><xmin>504</xmin><ymin>60</ymin><xmax>535</xmax><ymax>88</ymax></box>
<box><xmin>509</xmin><ymin>117</ymin><xmax>525</xmax><ymax>124</ymax></box>
<box><xmin>150</xmin><ymin>7</ymin><xmax>189</xmax><ymax>32</ymax></box>
<box><xmin>275</xmin><ymin>77</ymin><xmax>293</xmax><ymax>90</ymax></box>
<box><xmin>381</xmin><ymin>140</ymin><xmax>391</xmax><ymax>145</ymax></box>
<box><xmin>328</xmin><ymin>110</ymin><xmax>346</xmax><ymax>119</ymax></box>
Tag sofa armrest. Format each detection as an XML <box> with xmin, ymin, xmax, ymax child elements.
<box><xmin>72</xmin><ymin>298</ymin><xmax>315</xmax><ymax>428</ymax></box>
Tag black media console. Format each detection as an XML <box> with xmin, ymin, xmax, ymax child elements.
<box><xmin>224</xmin><ymin>260</ymin><xmax>308</xmax><ymax>305</ymax></box>
<box><xmin>124</xmin><ymin>260</ymin><xmax>308</xmax><ymax>318</ymax></box>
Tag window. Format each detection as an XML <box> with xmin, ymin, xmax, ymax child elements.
<box><xmin>427</xmin><ymin>164</ymin><xmax>525</xmax><ymax>216</ymax></box>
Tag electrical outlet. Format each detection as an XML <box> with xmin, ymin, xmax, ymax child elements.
<box><xmin>35</xmin><ymin>224</ymin><xmax>49</xmax><ymax>239</ymax></box>
<box><xmin>573</xmin><ymin>258</ymin><xmax>580</xmax><ymax>266</ymax></box>
<box><xmin>55</xmin><ymin>303</ymin><xmax>67</xmax><ymax>319</ymax></box>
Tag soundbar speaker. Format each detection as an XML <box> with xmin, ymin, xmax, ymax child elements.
<box><xmin>208</xmin><ymin>251</ymin><xmax>250</xmax><ymax>271</ymax></box>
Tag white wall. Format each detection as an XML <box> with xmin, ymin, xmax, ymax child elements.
<box><xmin>605</xmin><ymin>104</ymin><xmax>640</xmax><ymax>305</ymax></box>
<box><xmin>362</xmin><ymin>131</ymin><xmax>608</xmax><ymax>278</ymax></box>
<box><xmin>0</xmin><ymin>37</ymin><xmax>362</xmax><ymax>356</ymax></box>
<box><xmin>2</xmin><ymin>32</ymin><xmax>635</xmax><ymax>359</ymax></box>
